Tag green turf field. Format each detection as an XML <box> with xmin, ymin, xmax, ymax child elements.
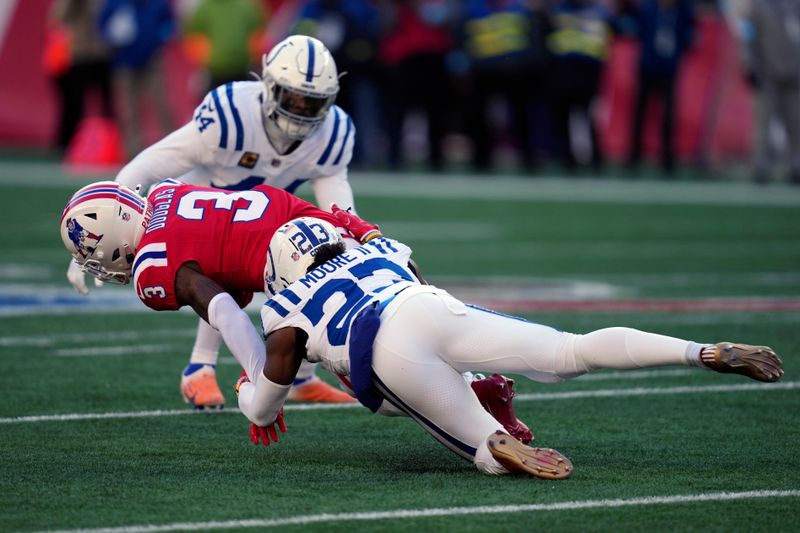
<box><xmin>1</xmin><ymin>166</ymin><xmax>799</xmax><ymax>532</ymax></box>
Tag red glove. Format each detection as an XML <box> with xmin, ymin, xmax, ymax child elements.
<box><xmin>234</xmin><ymin>369</ymin><xmax>249</xmax><ymax>396</ymax></box>
<box><xmin>249</xmin><ymin>409</ymin><xmax>287</xmax><ymax>446</ymax></box>
<box><xmin>331</xmin><ymin>203</ymin><xmax>383</xmax><ymax>243</ymax></box>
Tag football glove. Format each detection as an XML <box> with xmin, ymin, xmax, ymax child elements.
<box><xmin>330</xmin><ymin>203</ymin><xmax>383</xmax><ymax>243</ymax></box>
<box><xmin>234</xmin><ymin>369</ymin><xmax>250</xmax><ymax>396</ymax></box>
<box><xmin>67</xmin><ymin>258</ymin><xmax>103</xmax><ymax>295</ymax></box>
<box><xmin>249</xmin><ymin>409</ymin><xmax>287</xmax><ymax>446</ymax></box>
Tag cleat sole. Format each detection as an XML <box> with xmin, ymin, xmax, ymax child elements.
<box><xmin>488</xmin><ymin>430</ymin><xmax>573</xmax><ymax>480</ymax></box>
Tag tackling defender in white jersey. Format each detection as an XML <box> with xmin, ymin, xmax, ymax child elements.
<box><xmin>65</xmin><ymin>35</ymin><xmax>358</xmax><ymax>407</ymax></box>
<box><xmin>234</xmin><ymin>212</ymin><xmax>783</xmax><ymax>479</ymax></box>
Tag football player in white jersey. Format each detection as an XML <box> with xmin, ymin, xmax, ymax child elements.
<box><xmin>65</xmin><ymin>35</ymin><xmax>359</xmax><ymax>408</ymax></box>
<box><xmin>234</xmin><ymin>212</ymin><xmax>783</xmax><ymax>479</ymax></box>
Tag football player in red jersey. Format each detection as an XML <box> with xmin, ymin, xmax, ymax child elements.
<box><xmin>59</xmin><ymin>180</ymin><xmax>534</xmax><ymax>443</ymax></box>
<box><xmin>60</xmin><ymin>180</ymin><xmax>360</xmax><ymax>407</ymax></box>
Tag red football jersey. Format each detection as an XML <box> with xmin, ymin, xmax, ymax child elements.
<box><xmin>132</xmin><ymin>181</ymin><xmax>340</xmax><ymax>311</ymax></box>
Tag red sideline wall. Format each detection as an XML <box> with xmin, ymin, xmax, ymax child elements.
<box><xmin>0</xmin><ymin>2</ymin><xmax>753</xmax><ymax>163</ymax></box>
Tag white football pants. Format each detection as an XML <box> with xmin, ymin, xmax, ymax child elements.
<box><xmin>370</xmin><ymin>288</ymin><xmax>704</xmax><ymax>475</ymax></box>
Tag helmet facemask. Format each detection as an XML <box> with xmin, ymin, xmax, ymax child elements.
<box><xmin>268</xmin><ymin>83</ymin><xmax>336</xmax><ymax>140</ymax></box>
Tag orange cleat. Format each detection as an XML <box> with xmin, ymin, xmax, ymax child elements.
<box><xmin>180</xmin><ymin>364</ymin><xmax>225</xmax><ymax>410</ymax></box>
<box><xmin>286</xmin><ymin>377</ymin><xmax>356</xmax><ymax>403</ymax></box>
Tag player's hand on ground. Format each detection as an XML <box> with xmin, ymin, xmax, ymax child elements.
<box><xmin>249</xmin><ymin>409</ymin><xmax>287</xmax><ymax>446</ymax></box>
<box><xmin>330</xmin><ymin>203</ymin><xmax>382</xmax><ymax>243</ymax></box>
<box><xmin>67</xmin><ymin>259</ymin><xmax>102</xmax><ymax>295</ymax></box>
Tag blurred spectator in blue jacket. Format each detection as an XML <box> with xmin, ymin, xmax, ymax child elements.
<box><xmin>548</xmin><ymin>0</ymin><xmax>612</xmax><ymax>172</ymax></box>
<box><xmin>379</xmin><ymin>0</ymin><xmax>455</xmax><ymax>171</ymax></box>
<box><xmin>295</xmin><ymin>0</ymin><xmax>385</xmax><ymax>168</ymax></box>
<box><xmin>99</xmin><ymin>0</ymin><xmax>176</xmax><ymax>156</ymax></box>
<box><xmin>457</xmin><ymin>0</ymin><xmax>554</xmax><ymax>171</ymax></box>
<box><xmin>626</xmin><ymin>0</ymin><xmax>695</xmax><ymax>175</ymax></box>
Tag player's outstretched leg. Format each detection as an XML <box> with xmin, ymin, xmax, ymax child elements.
<box><xmin>486</xmin><ymin>430</ymin><xmax>573</xmax><ymax>480</ymax></box>
<box><xmin>702</xmin><ymin>343</ymin><xmax>783</xmax><ymax>382</ymax></box>
<box><xmin>180</xmin><ymin>363</ymin><xmax>225</xmax><ymax>410</ymax></box>
<box><xmin>471</xmin><ymin>374</ymin><xmax>534</xmax><ymax>444</ymax></box>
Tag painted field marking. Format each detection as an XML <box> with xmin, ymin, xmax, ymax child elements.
<box><xmin>35</xmin><ymin>489</ymin><xmax>800</xmax><ymax>533</ymax></box>
<box><xmin>0</xmin><ymin>328</ymin><xmax>196</xmax><ymax>347</ymax></box>
<box><xmin>476</xmin><ymin>298</ymin><xmax>800</xmax><ymax>313</ymax></box>
<box><xmin>54</xmin><ymin>344</ymin><xmax>177</xmax><ymax>357</ymax></box>
<box><xmin>6</xmin><ymin>166</ymin><xmax>800</xmax><ymax>205</ymax></box>
<box><xmin>575</xmin><ymin>368</ymin><xmax>694</xmax><ymax>381</ymax></box>
<box><xmin>514</xmin><ymin>380</ymin><xmax>799</xmax><ymax>401</ymax></box>
<box><xmin>2</xmin><ymin>381</ymin><xmax>796</xmax><ymax>425</ymax></box>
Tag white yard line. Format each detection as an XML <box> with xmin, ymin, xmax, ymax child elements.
<box><xmin>575</xmin><ymin>368</ymin><xmax>694</xmax><ymax>381</ymax></box>
<box><xmin>54</xmin><ymin>344</ymin><xmax>177</xmax><ymax>357</ymax></box>
<box><xmin>0</xmin><ymin>329</ymin><xmax>196</xmax><ymax>347</ymax></box>
<box><xmin>34</xmin><ymin>489</ymin><xmax>800</xmax><ymax>533</ymax></box>
<box><xmin>3</xmin><ymin>167</ymin><xmax>800</xmax><ymax>205</ymax></box>
<box><xmin>1</xmin><ymin>381</ymin><xmax>796</xmax><ymax>425</ymax></box>
<box><xmin>515</xmin><ymin>380</ymin><xmax>799</xmax><ymax>401</ymax></box>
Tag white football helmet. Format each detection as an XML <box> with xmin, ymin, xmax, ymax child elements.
<box><xmin>60</xmin><ymin>181</ymin><xmax>147</xmax><ymax>285</ymax></box>
<box><xmin>265</xmin><ymin>217</ymin><xmax>342</xmax><ymax>295</ymax></box>
<box><xmin>261</xmin><ymin>35</ymin><xmax>339</xmax><ymax>140</ymax></box>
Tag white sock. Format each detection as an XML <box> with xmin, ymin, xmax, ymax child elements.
<box><xmin>293</xmin><ymin>359</ymin><xmax>317</xmax><ymax>386</ymax></box>
<box><xmin>190</xmin><ymin>318</ymin><xmax>222</xmax><ymax>366</ymax></box>
<box><xmin>473</xmin><ymin>438</ymin><xmax>510</xmax><ymax>475</ymax></box>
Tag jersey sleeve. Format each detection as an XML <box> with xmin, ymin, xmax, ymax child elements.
<box><xmin>310</xmin><ymin>170</ymin><xmax>356</xmax><ymax>213</ymax></box>
<box><xmin>312</xmin><ymin>106</ymin><xmax>355</xmax><ymax>180</ymax></box>
<box><xmin>192</xmin><ymin>83</ymin><xmax>247</xmax><ymax>155</ymax></box>
<box><xmin>132</xmin><ymin>242</ymin><xmax>180</xmax><ymax>311</ymax></box>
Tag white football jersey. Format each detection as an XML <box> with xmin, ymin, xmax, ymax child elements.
<box><xmin>188</xmin><ymin>81</ymin><xmax>354</xmax><ymax>192</ymax></box>
<box><xmin>115</xmin><ymin>81</ymin><xmax>355</xmax><ymax>204</ymax></box>
<box><xmin>260</xmin><ymin>238</ymin><xmax>418</xmax><ymax>377</ymax></box>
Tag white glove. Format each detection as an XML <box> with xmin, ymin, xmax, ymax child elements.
<box><xmin>67</xmin><ymin>259</ymin><xmax>103</xmax><ymax>295</ymax></box>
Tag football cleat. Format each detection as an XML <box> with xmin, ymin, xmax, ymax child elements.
<box><xmin>180</xmin><ymin>364</ymin><xmax>225</xmax><ymax>410</ymax></box>
<box><xmin>471</xmin><ymin>374</ymin><xmax>534</xmax><ymax>444</ymax></box>
<box><xmin>487</xmin><ymin>430</ymin><xmax>573</xmax><ymax>480</ymax></box>
<box><xmin>703</xmin><ymin>343</ymin><xmax>783</xmax><ymax>382</ymax></box>
<box><xmin>286</xmin><ymin>376</ymin><xmax>356</xmax><ymax>403</ymax></box>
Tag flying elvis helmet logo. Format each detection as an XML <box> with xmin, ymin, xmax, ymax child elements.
<box><xmin>66</xmin><ymin>217</ymin><xmax>103</xmax><ymax>258</ymax></box>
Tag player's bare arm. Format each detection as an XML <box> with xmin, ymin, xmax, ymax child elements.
<box><xmin>234</xmin><ymin>327</ymin><xmax>303</xmax><ymax>445</ymax></box>
<box><xmin>173</xmin><ymin>261</ymin><xmax>267</xmax><ymax>385</ymax></box>
<box><xmin>173</xmin><ymin>261</ymin><xmax>222</xmax><ymax>321</ymax></box>
<box><xmin>263</xmin><ymin>328</ymin><xmax>306</xmax><ymax>386</ymax></box>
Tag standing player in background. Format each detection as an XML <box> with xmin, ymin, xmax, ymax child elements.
<box><xmin>65</xmin><ymin>35</ymin><xmax>360</xmax><ymax>408</ymax></box>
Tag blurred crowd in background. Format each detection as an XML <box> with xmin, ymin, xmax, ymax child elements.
<box><xmin>6</xmin><ymin>0</ymin><xmax>800</xmax><ymax>182</ymax></box>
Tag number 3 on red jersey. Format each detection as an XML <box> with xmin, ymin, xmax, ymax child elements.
<box><xmin>176</xmin><ymin>190</ymin><xmax>270</xmax><ymax>222</ymax></box>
